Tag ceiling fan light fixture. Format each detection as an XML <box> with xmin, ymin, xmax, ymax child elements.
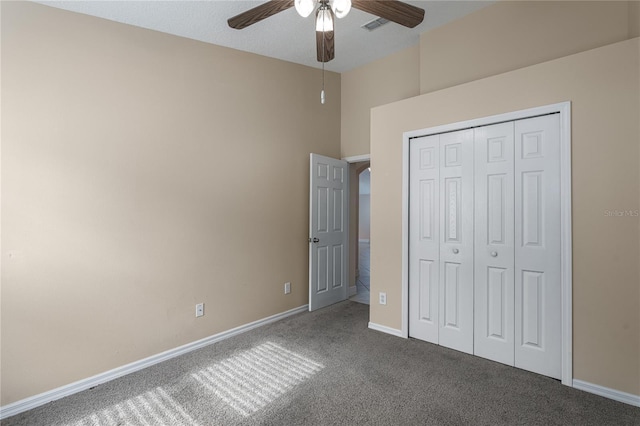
<box><xmin>315</xmin><ymin>5</ymin><xmax>334</xmax><ymax>32</ymax></box>
<box><xmin>331</xmin><ymin>0</ymin><xmax>351</xmax><ymax>19</ymax></box>
<box><xmin>295</xmin><ymin>0</ymin><xmax>315</xmax><ymax>18</ymax></box>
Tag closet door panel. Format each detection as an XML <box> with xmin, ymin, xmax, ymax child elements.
<box><xmin>514</xmin><ymin>114</ymin><xmax>562</xmax><ymax>379</ymax></box>
<box><xmin>439</xmin><ymin>129</ymin><xmax>474</xmax><ymax>354</ymax></box>
<box><xmin>409</xmin><ymin>135</ymin><xmax>440</xmax><ymax>343</ymax></box>
<box><xmin>474</xmin><ymin>122</ymin><xmax>515</xmax><ymax>365</ymax></box>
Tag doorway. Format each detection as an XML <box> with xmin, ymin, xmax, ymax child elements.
<box><xmin>307</xmin><ymin>154</ymin><xmax>371</xmax><ymax>311</ymax></box>
<box><xmin>352</xmin><ymin>165</ymin><xmax>371</xmax><ymax>304</ymax></box>
<box><xmin>344</xmin><ymin>157</ymin><xmax>371</xmax><ymax>305</ymax></box>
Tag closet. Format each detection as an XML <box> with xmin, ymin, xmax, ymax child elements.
<box><xmin>408</xmin><ymin>114</ymin><xmax>561</xmax><ymax>380</ymax></box>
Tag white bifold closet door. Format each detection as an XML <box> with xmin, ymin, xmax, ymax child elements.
<box><xmin>409</xmin><ymin>134</ymin><xmax>440</xmax><ymax>344</ymax></box>
<box><xmin>438</xmin><ymin>130</ymin><xmax>474</xmax><ymax>354</ymax></box>
<box><xmin>409</xmin><ymin>129</ymin><xmax>474</xmax><ymax>355</ymax></box>
<box><xmin>513</xmin><ymin>115</ymin><xmax>561</xmax><ymax>379</ymax></box>
<box><xmin>473</xmin><ymin>122</ymin><xmax>516</xmax><ymax>365</ymax></box>
<box><xmin>409</xmin><ymin>114</ymin><xmax>562</xmax><ymax>380</ymax></box>
<box><xmin>474</xmin><ymin>115</ymin><xmax>561</xmax><ymax>379</ymax></box>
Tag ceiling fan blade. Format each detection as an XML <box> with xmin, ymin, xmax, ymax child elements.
<box><xmin>352</xmin><ymin>0</ymin><xmax>425</xmax><ymax>28</ymax></box>
<box><xmin>228</xmin><ymin>0</ymin><xmax>294</xmax><ymax>30</ymax></box>
<box><xmin>316</xmin><ymin>30</ymin><xmax>335</xmax><ymax>62</ymax></box>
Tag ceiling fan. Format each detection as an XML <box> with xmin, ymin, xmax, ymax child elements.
<box><xmin>227</xmin><ymin>0</ymin><xmax>426</xmax><ymax>63</ymax></box>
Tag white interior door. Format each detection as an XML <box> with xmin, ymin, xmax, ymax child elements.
<box><xmin>409</xmin><ymin>135</ymin><xmax>440</xmax><ymax>343</ymax></box>
<box><xmin>514</xmin><ymin>115</ymin><xmax>562</xmax><ymax>379</ymax></box>
<box><xmin>438</xmin><ymin>130</ymin><xmax>474</xmax><ymax>354</ymax></box>
<box><xmin>309</xmin><ymin>154</ymin><xmax>349</xmax><ymax>311</ymax></box>
<box><xmin>474</xmin><ymin>122</ymin><xmax>516</xmax><ymax>365</ymax></box>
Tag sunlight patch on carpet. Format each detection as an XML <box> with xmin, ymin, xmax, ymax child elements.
<box><xmin>191</xmin><ymin>341</ymin><xmax>324</xmax><ymax>417</ymax></box>
<box><xmin>67</xmin><ymin>386</ymin><xmax>197</xmax><ymax>426</ymax></box>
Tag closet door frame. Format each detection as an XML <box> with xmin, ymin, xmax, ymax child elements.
<box><xmin>401</xmin><ymin>102</ymin><xmax>572</xmax><ymax>386</ymax></box>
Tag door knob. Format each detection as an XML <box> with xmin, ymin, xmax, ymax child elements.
<box><xmin>491</xmin><ymin>251</ymin><xmax>498</xmax><ymax>257</ymax></box>
<box><xmin>452</xmin><ymin>248</ymin><xmax>459</xmax><ymax>254</ymax></box>
<box><xmin>309</xmin><ymin>237</ymin><xmax>320</xmax><ymax>243</ymax></box>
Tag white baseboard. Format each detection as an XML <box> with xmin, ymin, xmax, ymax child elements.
<box><xmin>573</xmin><ymin>379</ymin><xmax>640</xmax><ymax>407</ymax></box>
<box><xmin>0</xmin><ymin>304</ymin><xmax>309</xmax><ymax>420</ymax></box>
<box><xmin>349</xmin><ymin>285</ymin><xmax>357</xmax><ymax>296</ymax></box>
<box><xmin>368</xmin><ymin>322</ymin><xmax>405</xmax><ymax>338</ymax></box>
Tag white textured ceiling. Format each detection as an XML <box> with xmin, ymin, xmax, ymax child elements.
<box><xmin>34</xmin><ymin>1</ymin><xmax>493</xmax><ymax>73</ymax></box>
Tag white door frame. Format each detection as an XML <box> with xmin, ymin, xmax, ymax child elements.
<box><xmin>343</xmin><ymin>154</ymin><xmax>371</xmax><ymax>297</ymax></box>
<box><xmin>343</xmin><ymin>154</ymin><xmax>371</xmax><ymax>163</ymax></box>
<box><xmin>313</xmin><ymin>153</ymin><xmax>370</xmax><ymax>304</ymax></box>
<box><xmin>401</xmin><ymin>102</ymin><xmax>573</xmax><ymax>386</ymax></box>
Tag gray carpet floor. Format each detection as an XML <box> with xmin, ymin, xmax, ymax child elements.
<box><xmin>3</xmin><ymin>301</ymin><xmax>639</xmax><ymax>425</ymax></box>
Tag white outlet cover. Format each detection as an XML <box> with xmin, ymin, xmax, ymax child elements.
<box><xmin>379</xmin><ymin>292</ymin><xmax>387</xmax><ymax>305</ymax></box>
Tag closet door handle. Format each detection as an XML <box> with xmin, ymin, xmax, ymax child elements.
<box><xmin>491</xmin><ymin>251</ymin><xmax>498</xmax><ymax>257</ymax></box>
<box><xmin>452</xmin><ymin>248</ymin><xmax>459</xmax><ymax>254</ymax></box>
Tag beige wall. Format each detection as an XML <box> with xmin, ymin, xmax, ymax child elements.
<box><xmin>1</xmin><ymin>2</ymin><xmax>340</xmax><ymax>405</ymax></box>
<box><xmin>370</xmin><ymin>38</ymin><xmax>640</xmax><ymax>395</ymax></box>
<box><xmin>631</xmin><ymin>0</ymin><xmax>640</xmax><ymax>38</ymax></box>
<box><xmin>420</xmin><ymin>1</ymin><xmax>633</xmax><ymax>94</ymax></box>
<box><xmin>340</xmin><ymin>45</ymin><xmax>419</xmax><ymax>158</ymax></box>
<box><xmin>341</xmin><ymin>1</ymin><xmax>636</xmax><ymax>156</ymax></box>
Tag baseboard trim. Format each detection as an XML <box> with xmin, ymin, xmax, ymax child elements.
<box><xmin>0</xmin><ymin>304</ymin><xmax>309</xmax><ymax>420</ymax></box>
<box><xmin>368</xmin><ymin>322</ymin><xmax>405</xmax><ymax>338</ymax></box>
<box><xmin>349</xmin><ymin>285</ymin><xmax>357</xmax><ymax>296</ymax></box>
<box><xmin>573</xmin><ymin>379</ymin><xmax>640</xmax><ymax>407</ymax></box>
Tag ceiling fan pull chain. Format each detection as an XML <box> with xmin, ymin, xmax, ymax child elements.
<box><xmin>321</xmin><ymin>6</ymin><xmax>326</xmax><ymax>105</ymax></box>
<box><xmin>321</xmin><ymin>56</ymin><xmax>325</xmax><ymax>104</ymax></box>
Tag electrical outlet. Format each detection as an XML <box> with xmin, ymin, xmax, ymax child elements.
<box><xmin>379</xmin><ymin>292</ymin><xmax>387</xmax><ymax>305</ymax></box>
<box><xmin>195</xmin><ymin>303</ymin><xmax>204</xmax><ymax>317</ymax></box>
<box><xmin>284</xmin><ymin>282</ymin><xmax>291</xmax><ymax>294</ymax></box>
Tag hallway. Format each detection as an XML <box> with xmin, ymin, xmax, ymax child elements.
<box><xmin>349</xmin><ymin>242</ymin><xmax>370</xmax><ymax>305</ymax></box>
